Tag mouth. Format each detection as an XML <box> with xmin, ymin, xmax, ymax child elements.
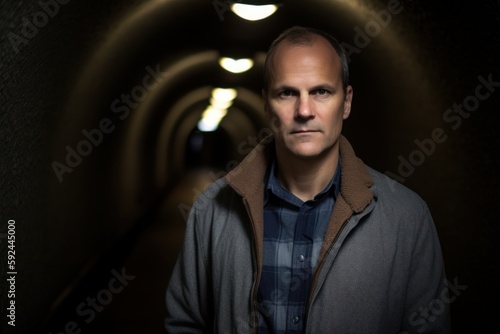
<box><xmin>291</xmin><ymin>129</ymin><xmax>318</xmax><ymax>134</ymax></box>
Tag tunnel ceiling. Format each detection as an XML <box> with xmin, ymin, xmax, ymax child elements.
<box><xmin>66</xmin><ymin>0</ymin><xmax>437</xmax><ymax>147</ymax></box>
<box><xmin>67</xmin><ymin>0</ymin><xmax>433</xmax><ymax>115</ymax></box>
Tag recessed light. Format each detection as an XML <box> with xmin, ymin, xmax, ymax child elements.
<box><xmin>219</xmin><ymin>57</ymin><xmax>254</xmax><ymax>73</ymax></box>
<box><xmin>230</xmin><ymin>3</ymin><xmax>278</xmax><ymax>21</ymax></box>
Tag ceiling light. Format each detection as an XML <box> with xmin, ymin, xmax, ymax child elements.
<box><xmin>197</xmin><ymin>118</ymin><xmax>219</xmax><ymax>132</ymax></box>
<box><xmin>230</xmin><ymin>3</ymin><xmax>278</xmax><ymax>21</ymax></box>
<box><xmin>210</xmin><ymin>97</ymin><xmax>233</xmax><ymax>109</ymax></box>
<box><xmin>198</xmin><ymin>89</ymin><xmax>237</xmax><ymax>132</ymax></box>
<box><xmin>202</xmin><ymin>106</ymin><xmax>228</xmax><ymax>120</ymax></box>
<box><xmin>219</xmin><ymin>57</ymin><xmax>254</xmax><ymax>73</ymax></box>
<box><xmin>211</xmin><ymin>88</ymin><xmax>237</xmax><ymax>102</ymax></box>
<box><xmin>198</xmin><ymin>107</ymin><xmax>228</xmax><ymax>132</ymax></box>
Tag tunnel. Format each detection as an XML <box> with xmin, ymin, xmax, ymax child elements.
<box><xmin>1</xmin><ymin>0</ymin><xmax>499</xmax><ymax>333</ymax></box>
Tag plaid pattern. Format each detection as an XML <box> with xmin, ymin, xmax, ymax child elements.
<box><xmin>257</xmin><ymin>157</ymin><xmax>341</xmax><ymax>333</ymax></box>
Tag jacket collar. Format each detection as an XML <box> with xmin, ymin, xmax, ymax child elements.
<box><xmin>225</xmin><ymin>134</ymin><xmax>373</xmax><ymax>214</ymax></box>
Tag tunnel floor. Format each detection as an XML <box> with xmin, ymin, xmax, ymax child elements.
<box><xmin>79</xmin><ymin>169</ymin><xmax>215</xmax><ymax>334</ymax></box>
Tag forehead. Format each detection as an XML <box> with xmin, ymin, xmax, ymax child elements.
<box><xmin>270</xmin><ymin>37</ymin><xmax>342</xmax><ymax>84</ymax></box>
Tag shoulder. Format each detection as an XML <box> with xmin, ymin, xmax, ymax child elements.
<box><xmin>186</xmin><ymin>176</ymin><xmax>252</xmax><ymax>248</ymax></box>
<box><xmin>190</xmin><ymin>176</ymin><xmax>235</xmax><ymax>213</ymax></box>
<box><xmin>366</xmin><ymin>166</ymin><xmax>430</xmax><ymax>215</ymax></box>
<box><xmin>364</xmin><ymin>167</ymin><xmax>439</xmax><ymax>248</ymax></box>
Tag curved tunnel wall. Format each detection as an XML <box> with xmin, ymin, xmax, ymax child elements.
<box><xmin>1</xmin><ymin>0</ymin><xmax>499</xmax><ymax>332</ymax></box>
<box><xmin>55</xmin><ymin>0</ymin><xmax>446</xmax><ymax>231</ymax></box>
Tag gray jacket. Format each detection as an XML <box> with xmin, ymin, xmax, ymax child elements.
<box><xmin>165</xmin><ymin>135</ymin><xmax>450</xmax><ymax>333</ymax></box>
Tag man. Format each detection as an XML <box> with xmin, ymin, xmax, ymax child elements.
<box><xmin>165</xmin><ymin>26</ymin><xmax>450</xmax><ymax>333</ymax></box>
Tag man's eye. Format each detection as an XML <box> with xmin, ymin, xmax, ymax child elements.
<box><xmin>279</xmin><ymin>90</ymin><xmax>293</xmax><ymax>97</ymax></box>
<box><xmin>316</xmin><ymin>89</ymin><xmax>328</xmax><ymax>95</ymax></box>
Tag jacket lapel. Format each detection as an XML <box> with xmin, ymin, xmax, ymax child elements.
<box><xmin>319</xmin><ymin>135</ymin><xmax>374</xmax><ymax>259</ymax></box>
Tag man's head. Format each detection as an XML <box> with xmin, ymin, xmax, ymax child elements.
<box><xmin>263</xmin><ymin>26</ymin><xmax>353</xmax><ymax>162</ymax></box>
<box><xmin>263</xmin><ymin>26</ymin><xmax>350</xmax><ymax>95</ymax></box>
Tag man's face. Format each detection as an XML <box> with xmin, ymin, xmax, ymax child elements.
<box><xmin>264</xmin><ymin>37</ymin><xmax>352</xmax><ymax>161</ymax></box>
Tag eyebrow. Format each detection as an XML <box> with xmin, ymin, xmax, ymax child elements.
<box><xmin>272</xmin><ymin>83</ymin><xmax>337</xmax><ymax>93</ymax></box>
<box><xmin>311</xmin><ymin>84</ymin><xmax>337</xmax><ymax>93</ymax></box>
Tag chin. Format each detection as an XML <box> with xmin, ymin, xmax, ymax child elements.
<box><xmin>290</xmin><ymin>144</ymin><xmax>324</xmax><ymax>159</ymax></box>
<box><xmin>287</xmin><ymin>139</ymin><xmax>339</xmax><ymax>159</ymax></box>
<box><xmin>294</xmin><ymin>151</ymin><xmax>323</xmax><ymax>160</ymax></box>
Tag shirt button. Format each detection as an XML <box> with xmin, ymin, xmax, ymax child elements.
<box><xmin>292</xmin><ymin>316</ymin><xmax>300</xmax><ymax>324</ymax></box>
<box><xmin>298</xmin><ymin>255</ymin><xmax>305</xmax><ymax>262</ymax></box>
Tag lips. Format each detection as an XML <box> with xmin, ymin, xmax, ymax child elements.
<box><xmin>291</xmin><ymin>129</ymin><xmax>318</xmax><ymax>134</ymax></box>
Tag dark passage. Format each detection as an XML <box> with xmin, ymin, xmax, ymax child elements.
<box><xmin>1</xmin><ymin>1</ymin><xmax>499</xmax><ymax>333</ymax></box>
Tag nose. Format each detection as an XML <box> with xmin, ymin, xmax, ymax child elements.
<box><xmin>296</xmin><ymin>94</ymin><xmax>315</xmax><ymax>120</ymax></box>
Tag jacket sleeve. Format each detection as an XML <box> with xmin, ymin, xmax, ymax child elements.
<box><xmin>400</xmin><ymin>203</ymin><xmax>451</xmax><ymax>334</ymax></box>
<box><xmin>165</xmin><ymin>200</ymin><xmax>213</xmax><ymax>333</ymax></box>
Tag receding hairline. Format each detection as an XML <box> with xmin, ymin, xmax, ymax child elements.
<box><xmin>268</xmin><ymin>34</ymin><xmax>342</xmax><ymax>68</ymax></box>
<box><xmin>263</xmin><ymin>26</ymin><xmax>350</xmax><ymax>94</ymax></box>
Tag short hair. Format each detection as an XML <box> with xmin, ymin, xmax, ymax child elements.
<box><xmin>263</xmin><ymin>26</ymin><xmax>350</xmax><ymax>94</ymax></box>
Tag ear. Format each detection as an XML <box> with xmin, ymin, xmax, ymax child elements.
<box><xmin>342</xmin><ymin>85</ymin><xmax>353</xmax><ymax>120</ymax></box>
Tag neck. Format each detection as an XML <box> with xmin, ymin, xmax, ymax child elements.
<box><xmin>275</xmin><ymin>145</ymin><xmax>339</xmax><ymax>202</ymax></box>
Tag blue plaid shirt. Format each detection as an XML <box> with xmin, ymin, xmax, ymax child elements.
<box><xmin>257</xmin><ymin>155</ymin><xmax>341</xmax><ymax>333</ymax></box>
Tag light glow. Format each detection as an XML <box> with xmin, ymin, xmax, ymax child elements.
<box><xmin>212</xmin><ymin>88</ymin><xmax>237</xmax><ymax>102</ymax></box>
<box><xmin>230</xmin><ymin>3</ymin><xmax>278</xmax><ymax>21</ymax></box>
<box><xmin>210</xmin><ymin>97</ymin><xmax>233</xmax><ymax>109</ymax></box>
<box><xmin>197</xmin><ymin>118</ymin><xmax>219</xmax><ymax>132</ymax></box>
<box><xmin>197</xmin><ymin>88</ymin><xmax>238</xmax><ymax>132</ymax></box>
<box><xmin>219</xmin><ymin>57</ymin><xmax>254</xmax><ymax>73</ymax></box>
<box><xmin>202</xmin><ymin>106</ymin><xmax>228</xmax><ymax>120</ymax></box>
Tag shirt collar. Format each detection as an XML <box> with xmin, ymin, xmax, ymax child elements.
<box><xmin>264</xmin><ymin>151</ymin><xmax>342</xmax><ymax>206</ymax></box>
